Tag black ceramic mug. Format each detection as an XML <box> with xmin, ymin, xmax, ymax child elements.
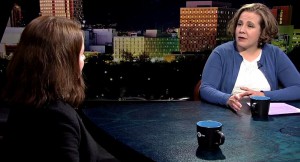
<box><xmin>196</xmin><ymin>120</ymin><xmax>225</xmax><ymax>150</ymax></box>
<box><xmin>250</xmin><ymin>96</ymin><xmax>270</xmax><ymax>119</ymax></box>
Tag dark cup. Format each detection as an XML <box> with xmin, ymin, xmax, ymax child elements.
<box><xmin>196</xmin><ymin>120</ymin><xmax>225</xmax><ymax>150</ymax></box>
<box><xmin>250</xmin><ymin>96</ymin><xmax>270</xmax><ymax>119</ymax></box>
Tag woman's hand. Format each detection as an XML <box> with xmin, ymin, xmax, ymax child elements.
<box><xmin>226</xmin><ymin>91</ymin><xmax>252</xmax><ymax>111</ymax></box>
<box><xmin>240</xmin><ymin>87</ymin><xmax>265</xmax><ymax>96</ymax></box>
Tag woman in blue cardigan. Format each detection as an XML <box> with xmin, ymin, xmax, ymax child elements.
<box><xmin>200</xmin><ymin>3</ymin><xmax>300</xmax><ymax>111</ymax></box>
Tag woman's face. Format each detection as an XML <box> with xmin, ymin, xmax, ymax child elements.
<box><xmin>235</xmin><ymin>11</ymin><xmax>262</xmax><ymax>51</ymax></box>
<box><xmin>79</xmin><ymin>41</ymin><xmax>85</xmax><ymax>72</ymax></box>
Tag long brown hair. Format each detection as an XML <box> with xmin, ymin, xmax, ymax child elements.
<box><xmin>3</xmin><ymin>16</ymin><xmax>85</xmax><ymax>108</ymax></box>
<box><xmin>227</xmin><ymin>3</ymin><xmax>278</xmax><ymax>47</ymax></box>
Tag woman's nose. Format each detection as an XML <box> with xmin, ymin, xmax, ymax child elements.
<box><xmin>239</xmin><ymin>25</ymin><xmax>245</xmax><ymax>33</ymax></box>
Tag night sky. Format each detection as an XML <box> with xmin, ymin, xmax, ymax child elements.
<box><xmin>15</xmin><ymin>0</ymin><xmax>299</xmax><ymax>30</ymax></box>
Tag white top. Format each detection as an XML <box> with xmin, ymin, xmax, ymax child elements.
<box><xmin>232</xmin><ymin>51</ymin><xmax>271</xmax><ymax>95</ymax></box>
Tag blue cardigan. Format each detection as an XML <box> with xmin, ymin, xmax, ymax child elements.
<box><xmin>200</xmin><ymin>41</ymin><xmax>300</xmax><ymax>106</ymax></box>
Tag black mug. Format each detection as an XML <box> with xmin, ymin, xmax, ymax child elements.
<box><xmin>250</xmin><ymin>96</ymin><xmax>270</xmax><ymax>119</ymax></box>
<box><xmin>196</xmin><ymin>120</ymin><xmax>225</xmax><ymax>150</ymax></box>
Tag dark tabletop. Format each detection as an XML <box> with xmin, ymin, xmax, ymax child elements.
<box><xmin>80</xmin><ymin>100</ymin><xmax>300</xmax><ymax>162</ymax></box>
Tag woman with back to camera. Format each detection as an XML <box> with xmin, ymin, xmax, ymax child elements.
<box><xmin>200</xmin><ymin>3</ymin><xmax>300</xmax><ymax>111</ymax></box>
<box><xmin>2</xmin><ymin>16</ymin><xmax>116</xmax><ymax>162</ymax></box>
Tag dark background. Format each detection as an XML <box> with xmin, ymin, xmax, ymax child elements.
<box><xmin>1</xmin><ymin>0</ymin><xmax>300</xmax><ymax>101</ymax></box>
<box><xmin>13</xmin><ymin>0</ymin><xmax>300</xmax><ymax>30</ymax></box>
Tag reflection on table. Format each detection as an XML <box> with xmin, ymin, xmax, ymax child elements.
<box><xmin>80</xmin><ymin>100</ymin><xmax>300</xmax><ymax>162</ymax></box>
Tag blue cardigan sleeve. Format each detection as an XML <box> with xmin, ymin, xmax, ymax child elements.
<box><xmin>200</xmin><ymin>49</ymin><xmax>231</xmax><ymax>106</ymax></box>
<box><xmin>263</xmin><ymin>46</ymin><xmax>300</xmax><ymax>101</ymax></box>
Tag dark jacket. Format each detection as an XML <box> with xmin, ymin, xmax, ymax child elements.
<box><xmin>3</xmin><ymin>100</ymin><xmax>103</xmax><ymax>162</ymax></box>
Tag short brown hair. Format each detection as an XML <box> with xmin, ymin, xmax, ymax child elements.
<box><xmin>227</xmin><ymin>3</ymin><xmax>278</xmax><ymax>47</ymax></box>
<box><xmin>3</xmin><ymin>16</ymin><xmax>85</xmax><ymax>108</ymax></box>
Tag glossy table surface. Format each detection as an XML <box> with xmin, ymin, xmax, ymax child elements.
<box><xmin>80</xmin><ymin>100</ymin><xmax>300</xmax><ymax>162</ymax></box>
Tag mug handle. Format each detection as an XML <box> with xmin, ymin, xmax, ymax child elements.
<box><xmin>216</xmin><ymin>130</ymin><xmax>225</xmax><ymax>145</ymax></box>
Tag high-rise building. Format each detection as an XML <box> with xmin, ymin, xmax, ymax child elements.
<box><xmin>39</xmin><ymin>0</ymin><xmax>84</xmax><ymax>23</ymax></box>
<box><xmin>180</xmin><ymin>1</ymin><xmax>235</xmax><ymax>52</ymax></box>
<box><xmin>271</xmin><ymin>6</ymin><xmax>292</xmax><ymax>25</ymax></box>
<box><xmin>270</xmin><ymin>5</ymin><xmax>294</xmax><ymax>53</ymax></box>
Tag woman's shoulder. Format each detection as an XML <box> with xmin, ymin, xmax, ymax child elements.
<box><xmin>47</xmin><ymin>100</ymin><xmax>75</xmax><ymax>110</ymax></box>
<box><xmin>211</xmin><ymin>41</ymin><xmax>238</xmax><ymax>59</ymax></box>
<box><xmin>46</xmin><ymin>101</ymin><xmax>80</xmax><ymax>123</ymax></box>
<box><xmin>213</xmin><ymin>41</ymin><xmax>236</xmax><ymax>53</ymax></box>
<box><xmin>262</xmin><ymin>43</ymin><xmax>286</xmax><ymax>57</ymax></box>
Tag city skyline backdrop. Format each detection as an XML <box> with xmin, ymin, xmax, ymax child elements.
<box><xmin>13</xmin><ymin>0</ymin><xmax>300</xmax><ymax>30</ymax></box>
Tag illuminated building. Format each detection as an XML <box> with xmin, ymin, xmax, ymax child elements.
<box><xmin>270</xmin><ymin>6</ymin><xmax>294</xmax><ymax>52</ymax></box>
<box><xmin>180</xmin><ymin>1</ymin><xmax>235</xmax><ymax>52</ymax></box>
<box><xmin>291</xmin><ymin>29</ymin><xmax>300</xmax><ymax>48</ymax></box>
<box><xmin>113</xmin><ymin>36</ymin><xmax>145</xmax><ymax>61</ymax></box>
<box><xmin>271</xmin><ymin>6</ymin><xmax>292</xmax><ymax>25</ymax></box>
<box><xmin>145</xmin><ymin>37</ymin><xmax>179</xmax><ymax>58</ymax></box>
<box><xmin>39</xmin><ymin>0</ymin><xmax>84</xmax><ymax>22</ymax></box>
